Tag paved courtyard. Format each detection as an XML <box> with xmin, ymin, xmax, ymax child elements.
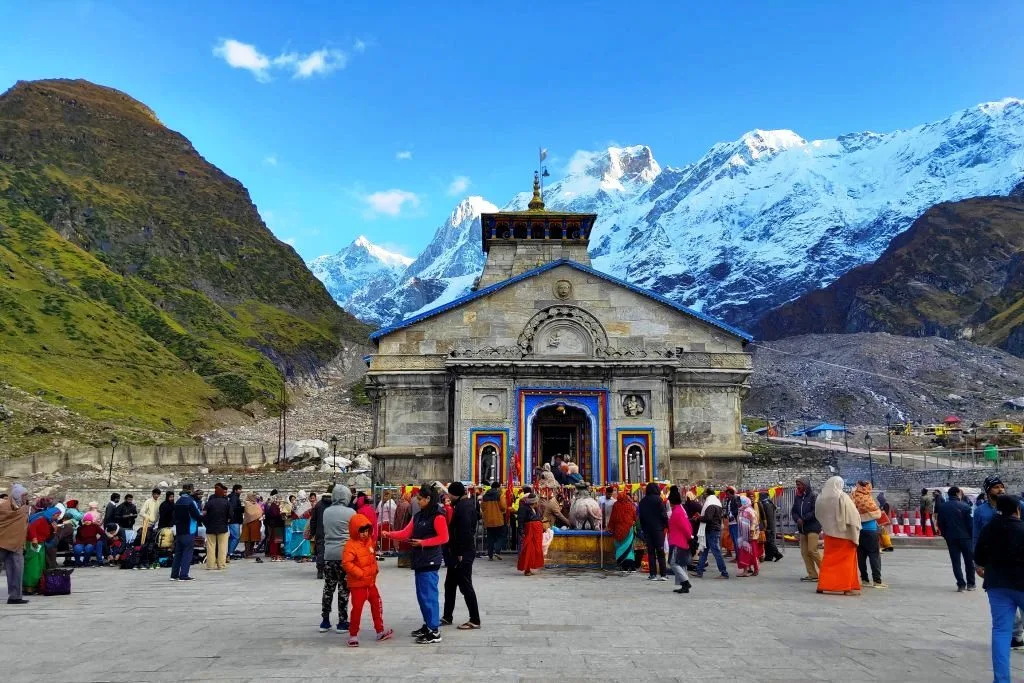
<box><xmin>0</xmin><ymin>547</ymin><xmax>1011</xmax><ymax>682</ymax></box>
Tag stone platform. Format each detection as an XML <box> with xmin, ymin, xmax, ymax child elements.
<box><xmin>0</xmin><ymin>548</ymin><xmax>1011</xmax><ymax>682</ymax></box>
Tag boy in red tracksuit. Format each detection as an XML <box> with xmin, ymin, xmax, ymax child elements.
<box><xmin>342</xmin><ymin>513</ymin><xmax>393</xmax><ymax>647</ymax></box>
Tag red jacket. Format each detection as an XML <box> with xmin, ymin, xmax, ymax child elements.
<box><xmin>342</xmin><ymin>513</ymin><xmax>379</xmax><ymax>589</ymax></box>
<box><xmin>27</xmin><ymin>517</ymin><xmax>53</xmax><ymax>544</ymax></box>
<box><xmin>76</xmin><ymin>523</ymin><xmax>104</xmax><ymax>546</ymax></box>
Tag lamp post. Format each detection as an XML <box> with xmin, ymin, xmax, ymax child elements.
<box><xmin>885</xmin><ymin>411</ymin><xmax>893</xmax><ymax>464</ymax></box>
<box><xmin>330</xmin><ymin>435</ymin><xmax>339</xmax><ymax>482</ymax></box>
<box><xmin>841</xmin><ymin>413</ymin><xmax>849</xmax><ymax>453</ymax></box>
<box><xmin>864</xmin><ymin>433</ymin><xmax>874</xmax><ymax>487</ymax></box>
<box><xmin>802</xmin><ymin>413</ymin><xmax>809</xmax><ymax>445</ymax></box>
<box><xmin>107</xmin><ymin>436</ymin><xmax>119</xmax><ymax>487</ymax></box>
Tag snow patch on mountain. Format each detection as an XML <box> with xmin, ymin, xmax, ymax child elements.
<box><xmin>308</xmin><ymin>236</ymin><xmax>413</xmax><ymax>321</ymax></box>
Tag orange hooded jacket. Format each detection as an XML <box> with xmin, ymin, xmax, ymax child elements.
<box><xmin>342</xmin><ymin>513</ymin><xmax>379</xmax><ymax>589</ymax></box>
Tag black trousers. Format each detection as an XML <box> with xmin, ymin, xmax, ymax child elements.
<box><xmin>763</xmin><ymin>533</ymin><xmax>784</xmax><ymax>561</ymax></box>
<box><xmin>486</xmin><ymin>526</ymin><xmax>507</xmax><ymax>558</ymax></box>
<box><xmin>944</xmin><ymin>536</ymin><xmax>976</xmax><ymax>588</ymax></box>
<box><xmin>646</xmin><ymin>543</ymin><xmax>667</xmax><ymax>577</ymax></box>
<box><xmin>857</xmin><ymin>529</ymin><xmax>882</xmax><ymax>583</ymax></box>
<box><xmin>442</xmin><ymin>555</ymin><xmax>481</xmax><ymax>625</ymax></box>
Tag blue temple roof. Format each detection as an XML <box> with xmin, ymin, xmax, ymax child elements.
<box><xmin>368</xmin><ymin>259</ymin><xmax>753</xmax><ymax>343</ymax></box>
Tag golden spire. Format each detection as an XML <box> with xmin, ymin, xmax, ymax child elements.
<box><xmin>528</xmin><ymin>170</ymin><xmax>545</xmax><ymax>211</ymax></box>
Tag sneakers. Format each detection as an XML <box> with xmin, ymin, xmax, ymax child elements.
<box><xmin>376</xmin><ymin>629</ymin><xmax>394</xmax><ymax>641</ymax></box>
<box><xmin>967</xmin><ymin>585</ymin><xmax>977</xmax><ymax>591</ymax></box>
<box><xmin>416</xmin><ymin>629</ymin><xmax>442</xmax><ymax>644</ymax></box>
<box><xmin>348</xmin><ymin>637</ymin><xmax>359</xmax><ymax>647</ymax></box>
<box><xmin>178</xmin><ymin>576</ymin><xmax>194</xmax><ymax>582</ymax></box>
<box><xmin>656</xmin><ymin>576</ymin><xmax>668</xmax><ymax>582</ymax></box>
<box><xmin>1012</xmin><ymin>638</ymin><xmax>1024</xmax><ymax>649</ymax></box>
<box><xmin>170</xmin><ymin>577</ymin><xmax>178</xmax><ymax>582</ymax></box>
<box><xmin>6</xmin><ymin>598</ymin><xmax>29</xmax><ymax>605</ymax></box>
<box><xmin>873</xmin><ymin>582</ymin><xmax>889</xmax><ymax>589</ymax></box>
<box><xmin>410</xmin><ymin>625</ymin><xmax>429</xmax><ymax>638</ymax></box>
<box><xmin>800</xmin><ymin>576</ymin><xmax>817</xmax><ymax>582</ymax></box>
<box><xmin>647</xmin><ymin>575</ymin><xmax>658</xmax><ymax>581</ymax></box>
<box><xmin>319</xmin><ymin>619</ymin><xmax>331</xmax><ymax>633</ymax></box>
<box><xmin>957</xmin><ymin>585</ymin><xmax>966</xmax><ymax>593</ymax></box>
<box><xmin>440</xmin><ymin>617</ymin><xmax>453</xmax><ymax>626</ymax></box>
<box><xmin>336</xmin><ymin>621</ymin><xmax>350</xmax><ymax>633</ymax></box>
<box><xmin>674</xmin><ymin>581</ymin><xmax>691</xmax><ymax>594</ymax></box>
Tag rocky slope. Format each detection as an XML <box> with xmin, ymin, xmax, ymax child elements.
<box><xmin>320</xmin><ymin>99</ymin><xmax>1024</xmax><ymax>328</ymax></box>
<box><xmin>757</xmin><ymin>195</ymin><xmax>1024</xmax><ymax>357</ymax></box>
<box><xmin>0</xmin><ymin>79</ymin><xmax>370</xmax><ymax>438</ymax></box>
<box><xmin>745</xmin><ymin>333</ymin><xmax>1024</xmax><ymax>425</ymax></box>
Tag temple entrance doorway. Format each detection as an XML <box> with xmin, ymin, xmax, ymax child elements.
<box><xmin>532</xmin><ymin>404</ymin><xmax>591</xmax><ymax>482</ymax></box>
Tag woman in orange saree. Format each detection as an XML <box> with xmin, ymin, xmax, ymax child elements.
<box><xmin>815</xmin><ymin>476</ymin><xmax>862</xmax><ymax>595</ymax></box>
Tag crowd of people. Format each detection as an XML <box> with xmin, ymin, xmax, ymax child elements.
<box><xmin>3</xmin><ymin>472</ymin><xmax>1024</xmax><ymax>679</ymax></box>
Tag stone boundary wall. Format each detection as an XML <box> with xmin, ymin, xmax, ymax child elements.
<box><xmin>0</xmin><ymin>444</ymin><xmax>281</xmax><ymax>478</ymax></box>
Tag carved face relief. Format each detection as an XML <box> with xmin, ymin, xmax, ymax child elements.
<box><xmin>536</xmin><ymin>321</ymin><xmax>590</xmax><ymax>356</ymax></box>
<box><xmin>622</xmin><ymin>394</ymin><xmax>646</xmax><ymax>417</ymax></box>
<box><xmin>554</xmin><ymin>279</ymin><xmax>573</xmax><ymax>300</ymax></box>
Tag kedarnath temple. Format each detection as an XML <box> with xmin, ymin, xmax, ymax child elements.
<box><xmin>364</xmin><ymin>174</ymin><xmax>753</xmax><ymax>486</ymax></box>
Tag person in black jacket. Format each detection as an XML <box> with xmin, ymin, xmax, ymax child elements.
<box><xmin>104</xmin><ymin>493</ymin><xmax>121</xmax><ymax>528</ymax></box>
<box><xmin>936</xmin><ymin>486</ymin><xmax>975</xmax><ymax>592</ymax></box>
<box><xmin>309</xmin><ymin>486</ymin><xmax>333</xmax><ymax>579</ymax></box>
<box><xmin>114</xmin><ymin>495</ymin><xmax>138</xmax><ymax>542</ymax></box>
<box><xmin>758</xmin><ymin>492</ymin><xmax>784</xmax><ymax>562</ymax></box>
<box><xmin>975</xmin><ymin>495</ymin><xmax>1024</xmax><ymax>682</ymax></box>
<box><xmin>203</xmin><ymin>483</ymin><xmax>231</xmax><ymax>570</ymax></box>
<box><xmin>791</xmin><ymin>477</ymin><xmax>822</xmax><ymax>582</ymax></box>
<box><xmin>157</xmin><ymin>491</ymin><xmax>175</xmax><ymax>529</ymax></box>
<box><xmin>441</xmin><ymin>482</ymin><xmax>481</xmax><ymax>629</ymax></box>
<box><xmin>638</xmin><ymin>482</ymin><xmax>669</xmax><ymax>581</ymax></box>
<box><xmin>227</xmin><ymin>484</ymin><xmax>244</xmax><ymax>558</ymax></box>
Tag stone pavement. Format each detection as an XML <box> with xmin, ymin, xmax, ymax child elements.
<box><xmin>0</xmin><ymin>548</ymin><xmax>1013</xmax><ymax>682</ymax></box>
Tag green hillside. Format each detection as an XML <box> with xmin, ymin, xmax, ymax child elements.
<box><xmin>0</xmin><ymin>79</ymin><xmax>370</xmax><ymax>439</ymax></box>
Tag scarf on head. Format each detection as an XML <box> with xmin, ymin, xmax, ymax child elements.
<box><xmin>607</xmin><ymin>492</ymin><xmax>636</xmax><ymax>542</ymax></box>
<box><xmin>852</xmin><ymin>482</ymin><xmax>881</xmax><ymax>521</ymax></box>
<box><xmin>815</xmin><ymin>476</ymin><xmax>862</xmax><ymax>544</ymax></box>
<box><xmin>700</xmin><ymin>493</ymin><xmax>722</xmax><ymax>515</ymax></box>
<box><xmin>243</xmin><ymin>493</ymin><xmax>263</xmax><ymax>524</ymax></box>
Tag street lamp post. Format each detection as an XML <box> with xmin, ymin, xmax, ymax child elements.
<box><xmin>802</xmin><ymin>414</ymin><xmax>809</xmax><ymax>445</ymax></box>
<box><xmin>107</xmin><ymin>436</ymin><xmax>119</xmax><ymax>487</ymax></box>
<box><xmin>330</xmin><ymin>435</ymin><xmax>339</xmax><ymax>482</ymax></box>
<box><xmin>841</xmin><ymin>413</ymin><xmax>849</xmax><ymax>453</ymax></box>
<box><xmin>885</xmin><ymin>411</ymin><xmax>893</xmax><ymax>464</ymax></box>
<box><xmin>864</xmin><ymin>433</ymin><xmax>874</xmax><ymax>487</ymax></box>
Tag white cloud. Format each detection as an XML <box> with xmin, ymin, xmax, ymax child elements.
<box><xmin>354</xmin><ymin>39</ymin><xmax>367</xmax><ymax>53</ymax></box>
<box><xmin>363</xmin><ymin>189</ymin><xmax>420</xmax><ymax>218</ymax></box>
<box><xmin>447</xmin><ymin>175</ymin><xmax>471</xmax><ymax>195</ymax></box>
<box><xmin>213</xmin><ymin>38</ymin><xmax>351</xmax><ymax>82</ymax></box>
<box><xmin>213</xmin><ymin>39</ymin><xmax>272</xmax><ymax>82</ymax></box>
<box><xmin>274</xmin><ymin>48</ymin><xmax>347</xmax><ymax>79</ymax></box>
<box><xmin>263</xmin><ymin>154</ymin><xmax>278</xmax><ymax>166</ymax></box>
<box><xmin>396</xmin><ymin>150</ymin><xmax>413</xmax><ymax>160</ymax></box>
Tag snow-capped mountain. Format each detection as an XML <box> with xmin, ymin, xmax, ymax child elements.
<box><xmin>340</xmin><ymin>197</ymin><xmax>498</xmax><ymax>323</ymax></box>
<box><xmin>308</xmin><ymin>236</ymin><xmax>413</xmax><ymax>320</ymax></box>
<box><xmin>317</xmin><ymin>98</ymin><xmax>1024</xmax><ymax>329</ymax></box>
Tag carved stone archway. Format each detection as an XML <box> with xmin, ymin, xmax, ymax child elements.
<box><xmin>517</xmin><ymin>305</ymin><xmax>609</xmax><ymax>356</ymax></box>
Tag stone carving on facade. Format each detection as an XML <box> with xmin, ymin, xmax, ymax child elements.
<box><xmin>676</xmin><ymin>352</ymin><xmax>752</xmax><ymax>369</ymax></box>
<box><xmin>371</xmin><ymin>354</ymin><xmax>446</xmax><ymax>370</ymax></box>
<box><xmin>517</xmin><ymin>305</ymin><xmax>609</xmax><ymax>355</ymax></box>
<box><xmin>449</xmin><ymin>346</ymin><xmax>524</xmax><ymax>359</ymax></box>
<box><xmin>596</xmin><ymin>346</ymin><xmax>678</xmax><ymax>359</ymax></box>
<box><xmin>553</xmin><ymin>279</ymin><xmax>573</xmax><ymax>300</ymax></box>
<box><xmin>622</xmin><ymin>394</ymin><xmax>646</xmax><ymax>416</ymax></box>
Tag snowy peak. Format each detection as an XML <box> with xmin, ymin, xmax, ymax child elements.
<box><xmin>446</xmin><ymin>196</ymin><xmax>499</xmax><ymax>228</ymax></box>
<box><xmin>738</xmin><ymin>129</ymin><xmax>806</xmax><ymax>159</ymax></box>
<box><xmin>351</xmin><ymin>235</ymin><xmax>413</xmax><ymax>269</ymax></box>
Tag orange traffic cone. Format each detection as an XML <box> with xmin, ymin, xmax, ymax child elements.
<box><xmin>893</xmin><ymin>512</ymin><xmax>904</xmax><ymax>536</ymax></box>
<box><xmin>924</xmin><ymin>514</ymin><xmax>935</xmax><ymax>537</ymax></box>
<box><xmin>910</xmin><ymin>511</ymin><xmax>919</xmax><ymax>536</ymax></box>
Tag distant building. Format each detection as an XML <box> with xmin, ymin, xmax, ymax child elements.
<box><xmin>790</xmin><ymin>422</ymin><xmax>848</xmax><ymax>440</ymax></box>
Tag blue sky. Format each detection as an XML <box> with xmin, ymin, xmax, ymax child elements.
<box><xmin>2</xmin><ymin>1</ymin><xmax>1022</xmax><ymax>261</ymax></box>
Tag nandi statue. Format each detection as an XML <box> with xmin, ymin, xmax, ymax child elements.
<box><xmin>569</xmin><ymin>486</ymin><xmax>602</xmax><ymax>530</ymax></box>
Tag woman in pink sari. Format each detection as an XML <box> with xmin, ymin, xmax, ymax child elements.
<box><xmin>736</xmin><ymin>496</ymin><xmax>760</xmax><ymax>577</ymax></box>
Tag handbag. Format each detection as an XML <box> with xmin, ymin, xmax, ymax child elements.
<box><xmin>41</xmin><ymin>568</ymin><xmax>73</xmax><ymax>596</ymax></box>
